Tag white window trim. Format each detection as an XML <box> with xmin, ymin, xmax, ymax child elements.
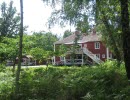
<box><xmin>102</xmin><ymin>54</ymin><xmax>105</xmax><ymax>58</ymax></box>
<box><xmin>95</xmin><ymin>42</ymin><xmax>100</xmax><ymax>49</ymax></box>
<box><xmin>60</xmin><ymin>57</ymin><xmax>64</xmax><ymax>61</ymax></box>
<box><xmin>95</xmin><ymin>54</ymin><xmax>100</xmax><ymax>59</ymax></box>
<box><xmin>109</xmin><ymin>54</ymin><xmax>113</xmax><ymax>59</ymax></box>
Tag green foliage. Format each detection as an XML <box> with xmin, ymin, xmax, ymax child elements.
<box><xmin>76</xmin><ymin>15</ymin><xmax>90</xmax><ymax>33</ymax></box>
<box><xmin>30</xmin><ymin>47</ymin><xmax>45</xmax><ymax>60</ymax></box>
<box><xmin>0</xmin><ymin>64</ymin><xmax>6</xmax><ymax>72</ymax></box>
<box><xmin>0</xmin><ymin>61</ymin><xmax>130</xmax><ymax>100</ymax></box>
<box><xmin>0</xmin><ymin>37</ymin><xmax>18</xmax><ymax>63</ymax></box>
<box><xmin>0</xmin><ymin>1</ymin><xmax>20</xmax><ymax>38</ymax></box>
<box><xmin>0</xmin><ymin>68</ymin><xmax>14</xmax><ymax>100</ymax></box>
<box><xmin>56</xmin><ymin>44</ymin><xmax>68</xmax><ymax>56</ymax></box>
<box><xmin>46</xmin><ymin>0</ymin><xmax>90</xmax><ymax>30</ymax></box>
<box><xmin>22</xmin><ymin>32</ymin><xmax>58</xmax><ymax>61</ymax></box>
<box><xmin>63</xmin><ymin>30</ymin><xmax>72</xmax><ymax>38</ymax></box>
<box><xmin>96</xmin><ymin>0</ymin><xmax>123</xmax><ymax>60</ymax></box>
<box><xmin>31</xmin><ymin>32</ymin><xmax>58</xmax><ymax>51</ymax></box>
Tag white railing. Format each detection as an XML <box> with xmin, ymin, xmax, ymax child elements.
<box><xmin>66</xmin><ymin>48</ymin><xmax>83</xmax><ymax>54</ymax></box>
<box><xmin>66</xmin><ymin>59</ymin><xmax>82</xmax><ymax>64</ymax></box>
<box><xmin>55</xmin><ymin>59</ymin><xmax>83</xmax><ymax>65</ymax></box>
<box><xmin>83</xmin><ymin>47</ymin><xmax>103</xmax><ymax>64</ymax></box>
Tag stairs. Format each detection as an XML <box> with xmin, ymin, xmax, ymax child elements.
<box><xmin>83</xmin><ymin>47</ymin><xmax>103</xmax><ymax>64</ymax></box>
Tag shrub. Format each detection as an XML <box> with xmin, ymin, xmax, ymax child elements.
<box><xmin>0</xmin><ymin>70</ymin><xmax>14</xmax><ymax>100</ymax></box>
<box><xmin>0</xmin><ymin>61</ymin><xmax>130</xmax><ymax>100</ymax></box>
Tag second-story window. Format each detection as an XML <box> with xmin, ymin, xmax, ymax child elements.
<box><xmin>60</xmin><ymin>57</ymin><xmax>64</xmax><ymax>61</ymax></box>
<box><xmin>95</xmin><ymin>42</ymin><xmax>100</xmax><ymax>49</ymax></box>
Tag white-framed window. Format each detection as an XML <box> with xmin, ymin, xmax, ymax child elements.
<box><xmin>95</xmin><ymin>54</ymin><xmax>100</xmax><ymax>59</ymax></box>
<box><xmin>95</xmin><ymin>42</ymin><xmax>100</xmax><ymax>49</ymax></box>
<box><xmin>109</xmin><ymin>54</ymin><xmax>112</xmax><ymax>59</ymax></box>
<box><xmin>60</xmin><ymin>57</ymin><xmax>64</xmax><ymax>61</ymax></box>
<box><xmin>102</xmin><ymin>54</ymin><xmax>105</xmax><ymax>58</ymax></box>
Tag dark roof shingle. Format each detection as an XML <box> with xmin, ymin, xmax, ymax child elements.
<box><xmin>54</xmin><ymin>33</ymin><xmax>101</xmax><ymax>44</ymax></box>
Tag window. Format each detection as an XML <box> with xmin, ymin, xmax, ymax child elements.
<box><xmin>102</xmin><ymin>54</ymin><xmax>105</xmax><ymax>58</ymax></box>
<box><xmin>109</xmin><ymin>54</ymin><xmax>112</xmax><ymax>59</ymax></box>
<box><xmin>60</xmin><ymin>57</ymin><xmax>64</xmax><ymax>61</ymax></box>
<box><xmin>95</xmin><ymin>42</ymin><xmax>100</xmax><ymax>49</ymax></box>
<box><xmin>95</xmin><ymin>54</ymin><xmax>100</xmax><ymax>59</ymax></box>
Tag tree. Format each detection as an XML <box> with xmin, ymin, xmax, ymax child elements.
<box><xmin>0</xmin><ymin>37</ymin><xmax>19</xmax><ymax>72</ymax></box>
<box><xmin>119</xmin><ymin>0</ymin><xmax>130</xmax><ymax>80</ymax></box>
<box><xmin>46</xmin><ymin>0</ymin><xmax>90</xmax><ymax>31</ymax></box>
<box><xmin>15</xmin><ymin>0</ymin><xmax>23</xmax><ymax>98</ymax></box>
<box><xmin>21</xmin><ymin>32</ymin><xmax>58</xmax><ymax>65</ymax></box>
<box><xmin>76</xmin><ymin>15</ymin><xmax>90</xmax><ymax>33</ymax></box>
<box><xmin>32</xmin><ymin>32</ymin><xmax>58</xmax><ymax>51</ymax></box>
<box><xmin>63</xmin><ymin>30</ymin><xmax>72</xmax><ymax>38</ymax></box>
<box><xmin>30</xmin><ymin>47</ymin><xmax>45</xmax><ymax>62</ymax></box>
<box><xmin>95</xmin><ymin>0</ymin><xmax>123</xmax><ymax>64</ymax></box>
<box><xmin>0</xmin><ymin>1</ymin><xmax>21</xmax><ymax>64</ymax></box>
<box><xmin>0</xmin><ymin>1</ymin><xmax>20</xmax><ymax>39</ymax></box>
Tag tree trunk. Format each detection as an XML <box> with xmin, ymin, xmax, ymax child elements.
<box><xmin>102</xmin><ymin>15</ymin><xmax>122</xmax><ymax>64</ymax></box>
<box><xmin>12</xmin><ymin>57</ymin><xmax>16</xmax><ymax>74</ymax></box>
<box><xmin>120</xmin><ymin>0</ymin><xmax>130</xmax><ymax>80</ymax></box>
<box><xmin>15</xmin><ymin>0</ymin><xmax>23</xmax><ymax>98</ymax></box>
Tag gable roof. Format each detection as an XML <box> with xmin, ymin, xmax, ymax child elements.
<box><xmin>54</xmin><ymin>32</ymin><xmax>101</xmax><ymax>45</ymax></box>
<box><xmin>80</xmin><ymin>34</ymin><xmax>101</xmax><ymax>43</ymax></box>
<box><xmin>54</xmin><ymin>34</ymin><xmax>76</xmax><ymax>44</ymax></box>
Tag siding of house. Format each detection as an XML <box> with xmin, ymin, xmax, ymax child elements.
<box><xmin>83</xmin><ymin>41</ymin><xmax>111</xmax><ymax>61</ymax></box>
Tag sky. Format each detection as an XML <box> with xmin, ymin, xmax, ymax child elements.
<box><xmin>0</xmin><ymin>0</ymin><xmax>75</xmax><ymax>36</ymax></box>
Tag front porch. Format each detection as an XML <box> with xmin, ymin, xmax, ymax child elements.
<box><xmin>55</xmin><ymin>59</ymin><xmax>83</xmax><ymax>66</ymax></box>
<box><xmin>52</xmin><ymin>53</ymin><xmax>93</xmax><ymax>66</ymax></box>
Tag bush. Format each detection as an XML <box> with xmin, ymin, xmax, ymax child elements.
<box><xmin>0</xmin><ymin>61</ymin><xmax>130</xmax><ymax>100</ymax></box>
<box><xmin>0</xmin><ymin>64</ymin><xmax>6</xmax><ymax>72</ymax></box>
<box><xmin>0</xmin><ymin>70</ymin><xmax>14</xmax><ymax>100</ymax></box>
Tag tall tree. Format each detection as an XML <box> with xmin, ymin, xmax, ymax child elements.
<box><xmin>0</xmin><ymin>37</ymin><xmax>19</xmax><ymax>72</ymax></box>
<box><xmin>32</xmin><ymin>32</ymin><xmax>58</xmax><ymax>51</ymax></box>
<box><xmin>46</xmin><ymin>0</ymin><xmax>90</xmax><ymax>31</ymax></box>
<box><xmin>119</xmin><ymin>0</ymin><xmax>130</xmax><ymax>80</ymax></box>
<box><xmin>0</xmin><ymin>1</ymin><xmax>20</xmax><ymax>63</ymax></box>
<box><xmin>95</xmin><ymin>0</ymin><xmax>123</xmax><ymax>63</ymax></box>
<box><xmin>15</xmin><ymin>0</ymin><xmax>23</xmax><ymax>98</ymax></box>
<box><xmin>0</xmin><ymin>1</ymin><xmax>20</xmax><ymax>38</ymax></box>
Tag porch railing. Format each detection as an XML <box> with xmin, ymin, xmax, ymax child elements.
<box><xmin>55</xmin><ymin>59</ymin><xmax>83</xmax><ymax>65</ymax></box>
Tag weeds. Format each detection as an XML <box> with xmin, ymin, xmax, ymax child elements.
<box><xmin>0</xmin><ymin>61</ymin><xmax>129</xmax><ymax>100</ymax></box>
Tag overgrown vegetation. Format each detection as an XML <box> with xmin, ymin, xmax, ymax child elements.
<box><xmin>0</xmin><ymin>61</ymin><xmax>130</xmax><ymax>100</ymax></box>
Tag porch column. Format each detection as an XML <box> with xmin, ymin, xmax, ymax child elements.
<box><xmin>28</xmin><ymin>58</ymin><xmax>30</xmax><ymax>65</ymax></box>
<box><xmin>106</xmin><ymin>48</ymin><xmax>109</xmax><ymax>60</ymax></box>
<box><xmin>82</xmin><ymin>53</ymin><xmax>84</xmax><ymax>65</ymax></box>
<box><xmin>54</xmin><ymin>44</ymin><xmax>56</xmax><ymax>65</ymax></box>
<box><xmin>35</xmin><ymin>59</ymin><xmax>36</xmax><ymax>65</ymax></box>
<box><xmin>82</xmin><ymin>46</ymin><xmax>84</xmax><ymax>65</ymax></box>
<box><xmin>25</xmin><ymin>59</ymin><xmax>27</xmax><ymax>65</ymax></box>
<box><xmin>64</xmin><ymin>57</ymin><xmax>66</xmax><ymax>65</ymax></box>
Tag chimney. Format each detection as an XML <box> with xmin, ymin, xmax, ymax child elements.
<box><xmin>91</xmin><ymin>25</ymin><xmax>96</xmax><ymax>35</ymax></box>
<box><xmin>75</xmin><ymin>30</ymin><xmax>80</xmax><ymax>36</ymax></box>
<box><xmin>92</xmin><ymin>28</ymin><xmax>96</xmax><ymax>34</ymax></box>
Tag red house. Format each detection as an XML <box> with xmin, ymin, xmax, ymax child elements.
<box><xmin>52</xmin><ymin>30</ymin><xmax>113</xmax><ymax>65</ymax></box>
